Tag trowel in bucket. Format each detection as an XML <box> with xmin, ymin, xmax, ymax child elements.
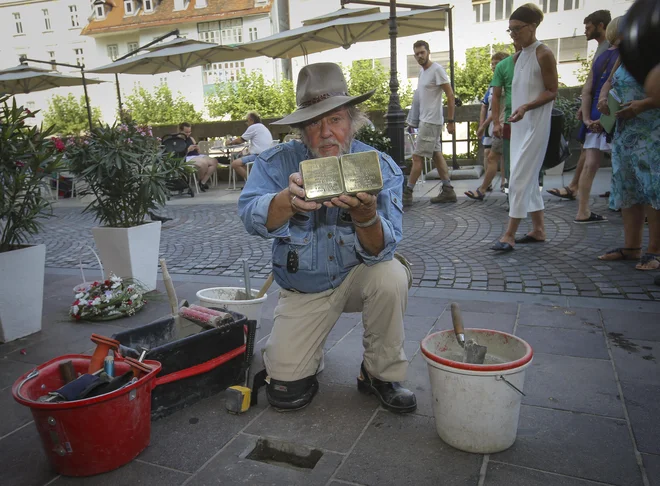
<box><xmin>450</xmin><ymin>302</ymin><xmax>487</xmax><ymax>364</ymax></box>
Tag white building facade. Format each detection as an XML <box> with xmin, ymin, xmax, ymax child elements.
<box><xmin>0</xmin><ymin>0</ymin><xmax>637</xmax><ymax>126</ymax></box>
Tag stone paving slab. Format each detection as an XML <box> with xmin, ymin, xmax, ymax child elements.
<box><xmin>484</xmin><ymin>462</ymin><xmax>618</xmax><ymax>486</ymax></box>
<box><xmin>50</xmin><ymin>461</ymin><xmax>190</xmax><ymax>486</ymax></box>
<box><xmin>491</xmin><ymin>406</ymin><xmax>643</xmax><ymax>485</ymax></box>
<box><xmin>30</xmin><ymin>194</ymin><xmax>659</xmax><ymax>300</ymax></box>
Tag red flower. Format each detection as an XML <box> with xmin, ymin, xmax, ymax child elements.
<box><xmin>73</xmin><ymin>299</ymin><xmax>80</xmax><ymax>306</ymax></box>
<box><xmin>127</xmin><ymin>300</ymin><xmax>133</xmax><ymax>306</ymax></box>
<box><xmin>53</xmin><ymin>138</ymin><xmax>66</xmax><ymax>152</ymax></box>
<box><xmin>104</xmin><ymin>280</ymin><xmax>111</xmax><ymax>286</ymax></box>
<box><xmin>74</xmin><ymin>314</ymin><xmax>81</xmax><ymax>321</ymax></box>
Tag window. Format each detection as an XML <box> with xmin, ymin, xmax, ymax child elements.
<box><xmin>48</xmin><ymin>50</ymin><xmax>57</xmax><ymax>69</ymax></box>
<box><xmin>248</xmin><ymin>27</ymin><xmax>258</xmax><ymax>42</ymax></box>
<box><xmin>25</xmin><ymin>101</ymin><xmax>36</xmax><ymax>111</ymax></box>
<box><xmin>558</xmin><ymin>35</ymin><xmax>587</xmax><ymax>62</ymax></box>
<box><xmin>43</xmin><ymin>9</ymin><xmax>52</xmax><ymax>31</ymax></box>
<box><xmin>198</xmin><ymin>21</ymin><xmax>220</xmax><ymax>44</ymax></box>
<box><xmin>13</xmin><ymin>13</ymin><xmax>23</xmax><ymax>34</ymax></box>
<box><xmin>107</xmin><ymin>44</ymin><xmax>119</xmax><ymax>60</ymax></box>
<box><xmin>159</xmin><ymin>76</ymin><xmax>168</xmax><ymax>85</ymax></box>
<box><xmin>542</xmin><ymin>38</ymin><xmax>559</xmax><ymax>58</ymax></box>
<box><xmin>220</xmin><ymin>19</ymin><xmax>243</xmax><ymax>45</ymax></box>
<box><xmin>95</xmin><ymin>4</ymin><xmax>106</xmax><ymax>19</ymax></box>
<box><xmin>124</xmin><ymin>1</ymin><xmax>135</xmax><ymax>14</ymax></box>
<box><xmin>203</xmin><ymin>61</ymin><xmax>245</xmax><ymax>84</ymax></box>
<box><xmin>74</xmin><ymin>48</ymin><xmax>85</xmax><ymax>66</ymax></box>
<box><xmin>538</xmin><ymin>0</ymin><xmax>559</xmax><ymax>12</ymax></box>
<box><xmin>144</xmin><ymin>0</ymin><xmax>154</xmax><ymax>12</ymax></box>
<box><xmin>70</xmin><ymin>5</ymin><xmax>80</xmax><ymax>27</ymax></box>
<box><xmin>563</xmin><ymin>0</ymin><xmax>580</xmax><ymax>9</ymax></box>
<box><xmin>474</xmin><ymin>0</ymin><xmax>511</xmax><ymax>22</ymax></box>
<box><xmin>407</xmin><ymin>51</ymin><xmax>449</xmax><ymax>78</ymax></box>
<box><xmin>473</xmin><ymin>2</ymin><xmax>490</xmax><ymax>23</ymax></box>
<box><xmin>127</xmin><ymin>42</ymin><xmax>139</xmax><ymax>54</ymax></box>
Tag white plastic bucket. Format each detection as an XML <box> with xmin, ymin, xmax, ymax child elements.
<box><xmin>196</xmin><ymin>287</ymin><xmax>267</xmax><ymax>328</ymax></box>
<box><xmin>421</xmin><ymin>329</ymin><xmax>533</xmax><ymax>454</ymax></box>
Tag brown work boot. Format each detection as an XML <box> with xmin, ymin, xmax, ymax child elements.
<box><xmin>403</xmin><ymin>186</ymin><xmax>413</xmax><ymax>207</ymax></box>
<box><xmin>430</xmin><ymin>185</ymin><xmax>457</xmax><ymax>203</ymax></box>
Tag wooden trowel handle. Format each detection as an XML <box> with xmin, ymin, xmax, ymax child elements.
<box><xmin>450</xmin><ymin>302</ymin><xmax>466</xmax><ymax>345</ymax></box>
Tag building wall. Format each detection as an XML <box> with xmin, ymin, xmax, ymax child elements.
<box><xmin>0</xmin><ymin>0</ymin><xmax>97</xmax><ymax>126</ymax></box>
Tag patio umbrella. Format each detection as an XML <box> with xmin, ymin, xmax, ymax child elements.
<box><xmin>87</xmin><ymin>38</ymin><xmax>243</xmax><ymax>75</ymax></box>
<box><xmin>0</xmin><ymin>64</ymin><xmax>104</xmax><ymax>94</ymax></box>
<box><xmin>235</xmin><ymin>6</ymin><xmax>447</xmax><ymax>60</ymax></box>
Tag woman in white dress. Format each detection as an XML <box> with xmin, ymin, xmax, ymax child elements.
<box><xmin>492</xmin><ymin>3</ymin><xmax>558</xmax><ymax>252</ymax></box>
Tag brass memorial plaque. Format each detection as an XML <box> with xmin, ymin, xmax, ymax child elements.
<box><xmin>300</xmin><ymin>151</ymin><xmax>383</xmax><ymax>202</ymax></box>
<box><xmin>340</xmin><ymin>152</ymin><xmax>383</xmax><ymax>196</ymax></box>
<box><xmin>300</xmin><ymin>157</ymin><xmax>344</xmax><ymax>202</ymax></box>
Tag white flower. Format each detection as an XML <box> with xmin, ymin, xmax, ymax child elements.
<box><xmin>78</xmin><ymin>299</ymin><xmax>88</xmax><ymax>306</ymax></box>
<box><xmin>75</xmin><ymin>292</ymin><xmax>84</xmax><ymax>299</ymax></box>
<box><xmin>104</xmin><ymin>290</ymin><xmax>113</xmax><ymax>300</ymax></box>
<box><xmin>72</xmin><ymin>305</ymin><xmax>79</xmax><ymax>315</ymax></box>
<box><xmin>92</xmin><ymin>297</ymin><xmax>102</xmax><ymax>306</ymax></box>
<box><xmin>131</xmin><ymin>294</ymin><xmax>139</xmax><ymax>301</ymax></box>
<box><xmin>112</xmin><ymin>281</ymin><xmax>121</xmax><ymax>289</ymax></box>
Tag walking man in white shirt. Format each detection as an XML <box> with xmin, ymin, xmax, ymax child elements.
<box><xmin>404</xmin><ymin>40</ymin><xmax>457</xmax><ymax>206</ymax></box>
<box><xmin>228</xmin><ymin>112</ymin><xmax>273</xmax><ymax>181</ymax></box>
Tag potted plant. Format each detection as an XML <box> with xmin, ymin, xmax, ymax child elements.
<box><xmin>66</xmin><ymin>120</ymin><xmax>190</xmax><ymax>292</ymax></box>
<box><xmin>0</xmin><ymin>96</ymin><xmax>65</xmax><ymax>342</ymax></box>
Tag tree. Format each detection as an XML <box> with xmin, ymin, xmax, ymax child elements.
<box><xmin>344</xmin><ymin>60</ymin><xmax>414</xmax><ymax>112</ymax></box>
<box><xmin>42</xmin><ymin>94</ymin><xmax>102</xmax><ymax>135</ymax></box>
<box><xmin>453</xmin><ymin>44</ymin><xmax>515</xmax><ymax>104</ymax></box>
<box><xmin>124</xmin><ymin>84</ymin><xmax>203</xmax><ymax>125</ymax></box>
<box><xmin>205</xmin><ymin>71</ymin><xmax>296</xmax><ymax>121</ymax></box>
<box><xmin>573</xmin><ymin>53</ymin><xmax>593</xmax><ymax>85</ymax></box>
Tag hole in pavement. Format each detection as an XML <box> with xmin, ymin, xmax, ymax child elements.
<box><xmin>246</xmin><ymin>438</ymin><xmax>323</xmax><ymax>471</ymax></box>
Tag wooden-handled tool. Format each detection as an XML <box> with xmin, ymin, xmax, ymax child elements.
<box><xmin>450</xmin><ymin>302</ymin><xmax>487</xmax><ymax>364</ymax></box>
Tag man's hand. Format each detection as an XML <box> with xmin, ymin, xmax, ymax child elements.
<box><xmin>509</xmin><ymin>105</ymin><xmax>528</xmax><ymax>123</ymax></box>
<box><xmin>493</xmin><ymin>122</ymin><xmax>503</xmax><ymax>138</ymax></box>
<box><xmin>576</xmin><ymin>107</ymin><xmax>583</xmax><ymax>121</ymax></box>
<box><xmin>288</xmin><ymin>172</ymin><xmax>321</xmax><ymax>213</ymax></box>
<box><xmin>476</xmin><ymin>123</ymin><xmax>486</xmax><ymax>139</ymax></box>
<box><xmin>324</xmin><ymin>192</ymin><xmax>377</xmax><ymax>224</ymax></box>
<box><xmin>446</xmin><ymin>121</ymin><xmax>456</xmax><ymax>135</ymax></box>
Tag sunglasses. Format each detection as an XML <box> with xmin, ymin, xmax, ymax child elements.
<box><xmin>507</xmin><ymin>24</ymin><xmax>530</xmax><ymax>34</ymax></box>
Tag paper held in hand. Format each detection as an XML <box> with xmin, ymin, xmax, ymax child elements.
<box><xmin>300</xmin><ymin>151</ymin><xmax>383</xmax><ymax>202</ymax></box>
<box><xmin>599</xmin><ymin>89</ymin><xmax>622</xmax><ymax>135</ymax></box>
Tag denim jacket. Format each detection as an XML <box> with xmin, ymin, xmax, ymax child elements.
<box><xmin>238</xmin><ymin>139</ymin><xmax>404</xmax><ymax>293</ymax></box>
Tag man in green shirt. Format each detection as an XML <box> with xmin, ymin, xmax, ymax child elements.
<box><xmin>491</xmin><ymin>42</ymin><xmax>521</xmax><ymax>186</ymax></box>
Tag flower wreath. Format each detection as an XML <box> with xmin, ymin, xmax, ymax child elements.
<box><xmin>70</xmin><ymin>274</ymin><xmax>146</xmax><ymax>321</ymax></box>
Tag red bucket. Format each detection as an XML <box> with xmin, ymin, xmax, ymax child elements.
<box><xmin>12</xmin><ymin>354</ymin><xmax>161</xmax><ymax>477</ymax></box>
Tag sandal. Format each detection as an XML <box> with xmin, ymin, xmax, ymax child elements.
<box><xmin>636</xmin><ymin>253</ymin><xmax>660</xmax><ymax>271</ymax></box>
<box><xmin>598</xmin><ymin>247</ymin><xmax>642</xmax><ymax>261</ymax></box>
<box><xmin>487</xmin><ymin>185</ymin><xmax>493</xmax><ymax>192</ymax></box>
<box><xmin>599</xmin><ymin>191</ymin><xmax>610</xmax><ymax>198</ymax></box>
<box><xmin>547</xmin><ymin>186</ymin><xmax>576</xmax><ymax>200</ymax></box>
<box><xmin>465</xmin><ymin>189</ymin><xmax>485</xmax><ymax>201</ymax></box>
<box><xmin>574</xmin><ymin>212</ymin><xmax>607</xmax><ymax>224</ymax></box>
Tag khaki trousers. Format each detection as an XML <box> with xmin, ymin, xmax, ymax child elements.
<box><xmin>263</xmin><ymin>258</ymin><xmax>411</xmax><ymax>383</ymax></box>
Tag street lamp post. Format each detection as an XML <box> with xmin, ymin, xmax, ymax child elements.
<box><xmin>19</xmin><ymin>56</ymin><xmax>94</xmax><ymax>132</ymax></box>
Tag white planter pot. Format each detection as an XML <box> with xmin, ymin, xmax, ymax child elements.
<box><xmin>92</xmin><ymin>222</ymin><xmax>161</xmax><ymax>292</ymax></box>
<box><xmin>0</xmin><ymin>244</ymin><xmax>46</xmax><ymax>343</ymax></box>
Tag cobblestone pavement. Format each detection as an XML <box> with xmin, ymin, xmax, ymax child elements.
<box><xmin>32</xmin><ymin>195</ymin><xmax>659</xmax><ymax>301</ymax></box>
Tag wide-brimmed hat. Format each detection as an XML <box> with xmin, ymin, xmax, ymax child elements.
<box><xmin>271</xmin><ymin>62</ymin><xmax>374</xmax><ymax>126</ymax></box>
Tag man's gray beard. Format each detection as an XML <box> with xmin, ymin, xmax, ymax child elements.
<box><xmin>304</xmin><ymin>137</ymin><xmax>353</xmax><ymax>159</ymax></box>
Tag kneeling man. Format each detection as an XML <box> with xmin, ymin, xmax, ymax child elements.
<box><xmin>238</xmin><ymin>63</ymin><xmax>416</xmax><ymax>413</ymax></box>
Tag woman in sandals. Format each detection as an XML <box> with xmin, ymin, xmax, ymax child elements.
<box><xmin>598</xmin><ymin>2</ymin><xmax>660</xmax><ymax>270</ymax></box>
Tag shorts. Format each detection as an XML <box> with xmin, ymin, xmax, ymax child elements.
<box><xmin>583</xmin><ymin>132</ymin><xmax>611</xmax><ymax>152</ymax></box>
<box><xmin>186</xmin><ymin>155</ymin><xmax>204</xmax><ymax>163</ymax></box>
<box><xmin>490</xmin><ymin>136</ymin><xmax>503</xmax><ymax>154</ymax></box>
<box><xmin>413</xmin><ymin>122</ymin><xmax>442</xmax><ymax>158</ymax></box>
<box><xmin>482</xmin><ymin>136</ymin><xmax>493</xmax><ymax>148</ymax></box>
<box><xmin>240</xmin><ymin>154</ymin><xmax>258</xmax><ymax>164</ymax></box>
